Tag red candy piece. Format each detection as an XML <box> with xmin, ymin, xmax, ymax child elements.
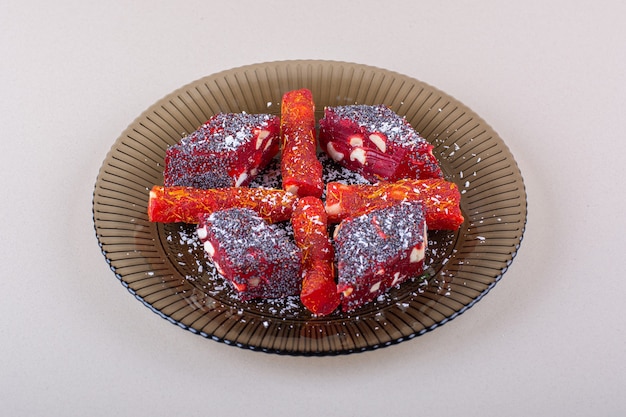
<box><xmin>334</xmin><ymin>201</ymin><xmax>427</xmax><ymax>312</ymax></box>
<box><xmin>292</xmin><ymin>196</ymin><xmax>340</xmax><ymax>316</ymax></box>
<box><xmin>147</xmin><ymin>185</ymin><xmax>297</xmax><ymax>224</ymax></box>
<box><xmin>324</xmin><ymin>178</ymin><xmax>464</xmax><ymax>230</ymax></box>
<box><xmin>319</xmin><ymin>105</ymin><xmax>442</xmax><ymax>182</ymax></box>
<box><xmin>300</xmin><ymin>261</ymin><xmax>338</xmax><ymax>317</ymax></box>
<box><xmin>197</xmin><ymin>208</ymin><xmax>302</xmax><ymax>301</ymax></box>
<box><xmin>280</xmin><ymin>89</ymin><xmax>324</xmax><ymax>198</ymax></box>
<box><xmin>164</xmin><ymin>112</ymin><xmax>280</xmax><ymax>189</ymax></box>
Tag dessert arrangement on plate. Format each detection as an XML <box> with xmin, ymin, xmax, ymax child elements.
<box><xmin>147</xmin><ymin>88</ymin><xmax>464</xmax><ymax>317</ymax></box>
<box><xmin>93</xmin><ymin>60</ymin><xmax>527</xmax><ymax>354</ymax></box>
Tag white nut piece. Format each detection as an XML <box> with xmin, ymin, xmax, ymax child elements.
<box><xmin>255</xmin><ymin>129</ymin><xmax>270</xmax><ymax>149</ymax></box>
<box><xmin>325</xmin><ymin>202</ymin><xmax>340</xmax><ymax>216</ymax></box>
<box><xmin>410</xmin><ymin>245</ymin><xmax>425</xmax><ymax>263</ymax></box>
<box><xmin>197</xmin><ymin>225</ymin><xmax>208</xmax><ymax>240</ymax></box>
<box><xmin>349</xmin><ymin>135</ymin><xmax>363</xmax><ymax>147</ymax></box>
<box><xmin>213</xmin><ymin>260</ymin><xmax>224</xmax><ymax>275</ymax></box>
<box><xmin>332</xmin><ymin>223</ymin><xmax>342</xmax><ymax>239</ymax></box>
<box><xmin>235</xmin><ymin>172</ymin><xmax>248</xmax><ymax>187</ymax></box>
<box><xmin>285</xmin><ymin>184</ymin><xmax>299</xmax><ymax>195</ymax></box>
<box><xmin>203</xmin><ymin>241</ymin><xmax>216</xmax><ymax>257</ymax></box>
<box><xmin>390</xmin><ymin>271</ymin><xmax>402</xmax><ymax>287</ymax></box>
<box><xmin>369</xmin><ymin>280</ymin><xmax>382</xmax><ymax>293</ymax></box>
<box><xmin>327</xmin><ymin>142</ymin><xmax>344</xmax><ymax>161</ymax></box>
<box><xmin>369</xmin><ymin>133</ymin><xmax>387</xmax><ymax>153</ymax></box>
<box><xmin>349</xmin><ymin>147</ymin><xmax>367</xmax><ymax>165</ymax></box>
<box><xmin>410</xmin><ymin>224</ymin><xmax>428</xmax><ymax>263</ymax></box>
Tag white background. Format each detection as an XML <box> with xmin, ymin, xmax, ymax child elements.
<box><xmin>2</xmin><ymin>1</ymin><xmax>625</xmax><ymax>416</ymax></box>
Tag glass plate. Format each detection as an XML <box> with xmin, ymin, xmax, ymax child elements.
<box><xmin>93</xmin><ymin>60</ymin><xmax>527</xmax><ymax>355</ymax></box>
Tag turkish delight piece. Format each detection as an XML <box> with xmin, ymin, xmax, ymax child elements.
<box><xmin>280</xmin><ymin>89</ymin><xmax>324</xmax><ymax>197</ymax></box>
<box><xmin>147</xmin><ymin>185</ymin><xmax>297</xmax><ymax>224</ymax></box>
<box><xmin>324</xmin><ymin>178</ymin><xmax>464</xmax><ymax>229</ymax></box>
<box><xmin>319</xmin><ymin>105</ymin><xmax>442</xmax><ymax>182</ymax></box>
<box><xmin>197</xmin><ymin>208</ymin><xmax>302</xmax><ymax>301</ymax></box>
<box><xmin>164</xmin><ymin>112</ymin><xmax>280</xmax><ymax>189</ymax></box>
<box><xmin>334</xmin><ymin>201</ymin><xmax>427</xmax><ymax>312</ymax></box>
<box><xmin>292</xmin><ymin>196</ymin><xmax>340</xmax><ymax>316</ymax></box>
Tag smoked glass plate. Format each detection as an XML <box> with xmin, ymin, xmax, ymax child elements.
<box><xmin>93</xmin><ymin>60</ymin><xmax>527</xmax><ymax>355</ymax></box>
